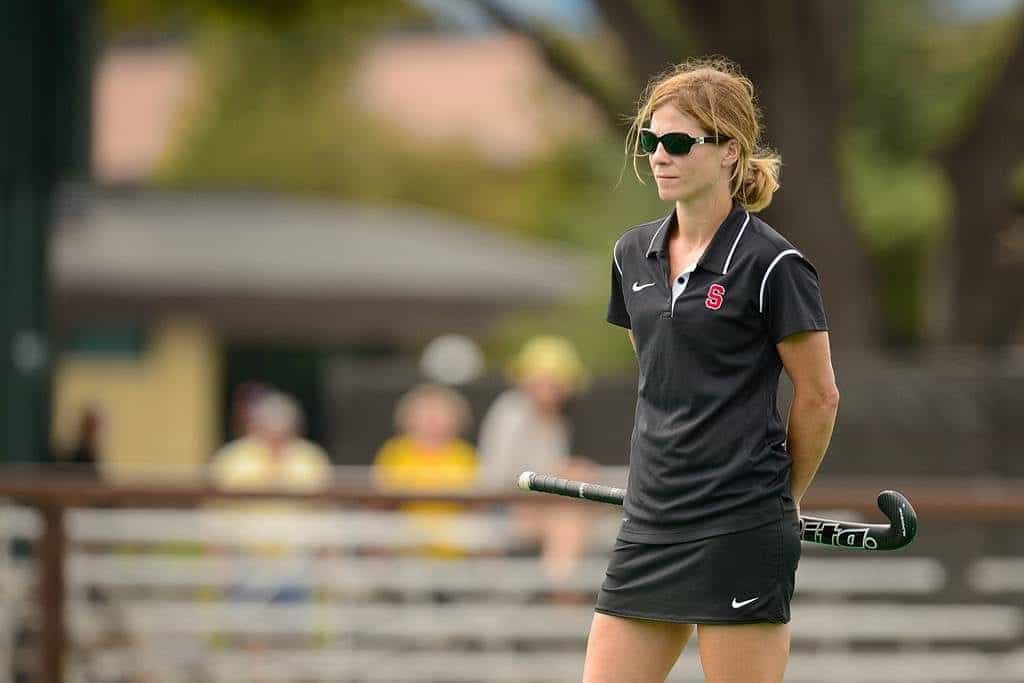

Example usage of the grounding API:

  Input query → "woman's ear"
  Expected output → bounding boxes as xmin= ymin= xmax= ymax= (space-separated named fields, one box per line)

xmin=721 ymin=140 xmax=740 ymax=166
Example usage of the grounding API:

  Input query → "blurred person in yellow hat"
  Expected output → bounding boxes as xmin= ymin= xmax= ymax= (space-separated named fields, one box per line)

xmin=478 ymin=335 xmax=597 ymax=588
xmin=510 ymin=334 xmax=590 ymax=396
xmin=479 ymin=335 xmax=589 ymax=488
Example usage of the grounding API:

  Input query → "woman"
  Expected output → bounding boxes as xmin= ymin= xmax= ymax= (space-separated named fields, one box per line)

xmin=587 ymin=58 xmax=840 ymax=682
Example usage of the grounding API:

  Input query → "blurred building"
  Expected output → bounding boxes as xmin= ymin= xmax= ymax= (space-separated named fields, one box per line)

xmin=52 ymin=33 xmax=600 ymax=476
xmin=50 ymin=190 xmax=586 ymax=476
xmin=92 ymin=45 xmax=197 ymax=184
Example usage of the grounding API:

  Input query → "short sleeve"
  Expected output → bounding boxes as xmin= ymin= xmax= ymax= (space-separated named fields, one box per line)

xmin=761 ymin=252 xmax=829 ymax=343
xmin=606 ymin=245 xmax=631 ymax=329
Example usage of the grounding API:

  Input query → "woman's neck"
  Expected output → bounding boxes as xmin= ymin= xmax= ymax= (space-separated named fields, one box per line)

xmin=673 ymin=190 xmax=733 ymax=245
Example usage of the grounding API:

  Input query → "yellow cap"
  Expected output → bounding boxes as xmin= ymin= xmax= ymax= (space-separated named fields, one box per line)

xmin=508 ymin=335 xmax=589 ymax=393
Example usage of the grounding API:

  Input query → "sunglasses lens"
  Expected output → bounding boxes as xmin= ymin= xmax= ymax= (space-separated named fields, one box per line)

xmin=662 ymin=133 xmax=694 ymax=155
xmin=639 ymin=131 xmax=697 ymax=156
xmin=638 ymin=130 xmax=658 ymax=155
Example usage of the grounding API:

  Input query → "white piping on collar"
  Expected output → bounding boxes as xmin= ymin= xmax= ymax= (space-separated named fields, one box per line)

xmin=612 ymin=236 xmax=624 ymax=276
xmin=646 ymin=213 xmax=673 ymax=256
xmin=759 ymin=249 xmax=801 ymax=313
xmin=722 ymin=212 xmax=750 ymax=274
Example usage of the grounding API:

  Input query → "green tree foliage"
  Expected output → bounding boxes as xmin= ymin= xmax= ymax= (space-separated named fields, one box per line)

xmin=106 ymin=0 xmax=1024 ymax=359
xmin=847 ymin=0 xmax=1022 ymax=345
xmin=126 ymin=1 xmax=663 ymax=369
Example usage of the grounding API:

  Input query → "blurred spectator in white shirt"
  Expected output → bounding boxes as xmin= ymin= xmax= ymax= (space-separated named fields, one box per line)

xmin=478 ymin=335 xmax=587 ymax=487
xmin=477 ymin=335 xmax=597 ymax=587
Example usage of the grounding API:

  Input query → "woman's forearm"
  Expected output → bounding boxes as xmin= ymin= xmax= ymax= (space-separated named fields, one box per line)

xmin=786 ymin=389 xmax=839 ymax=505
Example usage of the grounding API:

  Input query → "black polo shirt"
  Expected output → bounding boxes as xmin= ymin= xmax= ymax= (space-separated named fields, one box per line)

xmin=607 ymin=202 xmax=828 ymax=544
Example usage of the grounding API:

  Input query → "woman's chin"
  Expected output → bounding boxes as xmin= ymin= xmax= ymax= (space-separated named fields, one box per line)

xmin=657 ymin=186 xmax=684 ymax=201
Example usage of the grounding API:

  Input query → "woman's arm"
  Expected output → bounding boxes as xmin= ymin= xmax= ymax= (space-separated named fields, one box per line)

xmin=776 ymin=330 xmax=840 ymax=507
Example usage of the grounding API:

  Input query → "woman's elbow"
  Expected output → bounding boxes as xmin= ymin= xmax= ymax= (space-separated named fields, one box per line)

xmin=821 ymin=385 xmax=840 ymax=411
xmin=797 ymin=384 xmax=840 ymax=410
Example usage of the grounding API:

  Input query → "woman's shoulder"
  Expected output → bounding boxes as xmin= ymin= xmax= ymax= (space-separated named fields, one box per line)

xmin=741 ymin=213 xmax=809 ymax=266
xmin=612 ymin=212 xmax=673 ymax=259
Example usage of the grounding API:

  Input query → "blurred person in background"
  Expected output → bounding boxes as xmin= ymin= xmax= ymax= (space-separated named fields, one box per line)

xmin=228 ymin=380 xmax=271 ymax=439
xmin=59 ymin=405 xmax=104 ymax=476
xmin=477 ymin=335 xmax=598 ymax=587
xmin=210 ymin=391 xmax=331 ymax=492
xmin=207 ymin=391 xmax=332 ymax=633
xmin=373 ymin=384 xmax=477 ymax=557
xmin=374 ymin=383 xmax=477 ymax=491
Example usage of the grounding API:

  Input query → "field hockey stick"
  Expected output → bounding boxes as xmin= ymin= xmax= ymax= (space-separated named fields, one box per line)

xmin=517 ymin=471 xmax=918 ymax=551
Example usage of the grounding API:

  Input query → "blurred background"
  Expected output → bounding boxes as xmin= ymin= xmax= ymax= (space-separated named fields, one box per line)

xmin=2 ymin=0 xmax=1023 ymax=681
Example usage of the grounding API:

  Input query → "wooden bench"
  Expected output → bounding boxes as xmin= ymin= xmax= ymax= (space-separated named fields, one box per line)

xmin=65 ymin=553 xmax=947 ymax=597
xmin=80 ymin=646 xmax=1024 ymax=683
xmin=3 ymin=500 xmax=1022 ymax=683
xmin=68 ymin=600 xmax=1022 ymax=644
xmin=969 ymin=558 xmax=1024 ymax=593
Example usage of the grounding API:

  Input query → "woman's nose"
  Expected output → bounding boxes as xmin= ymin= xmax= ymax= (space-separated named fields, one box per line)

xmin=650 ymin=142 xmax=672 ymax=164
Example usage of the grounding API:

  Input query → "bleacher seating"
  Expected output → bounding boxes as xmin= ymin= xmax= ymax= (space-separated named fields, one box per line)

xmin=3 ymin=499 xmax=1023 ymax=682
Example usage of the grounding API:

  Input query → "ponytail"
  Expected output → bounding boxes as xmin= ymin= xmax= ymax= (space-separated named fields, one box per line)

xmin=734 ymin=149 xmax=780 ymax=212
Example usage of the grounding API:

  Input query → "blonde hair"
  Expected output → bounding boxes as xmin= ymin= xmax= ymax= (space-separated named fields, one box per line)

xmin=626 ymin=56 xmax=781 ymax=212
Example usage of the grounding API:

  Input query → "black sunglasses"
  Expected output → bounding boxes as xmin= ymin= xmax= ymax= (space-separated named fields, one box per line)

xmin=638 ymin=128 xmax=731 ymax=156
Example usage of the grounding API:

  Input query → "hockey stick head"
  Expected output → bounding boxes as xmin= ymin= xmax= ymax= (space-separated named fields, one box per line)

xmin=875 ymin=489 xmax=918 ymax=550
xmin=799 ymin=489 xmax=918 ymax=550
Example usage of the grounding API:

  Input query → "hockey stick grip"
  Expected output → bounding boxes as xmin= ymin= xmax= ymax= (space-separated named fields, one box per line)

xmin=517 ymin=471 xmax=625 ymax=506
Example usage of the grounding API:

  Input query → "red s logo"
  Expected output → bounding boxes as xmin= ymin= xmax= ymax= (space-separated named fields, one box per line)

xmin=705 ymin=284 xmax=725 ymax=310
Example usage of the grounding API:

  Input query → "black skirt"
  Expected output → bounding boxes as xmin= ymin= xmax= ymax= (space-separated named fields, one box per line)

xmin=594 ymin=511 xmax=800 ymax=624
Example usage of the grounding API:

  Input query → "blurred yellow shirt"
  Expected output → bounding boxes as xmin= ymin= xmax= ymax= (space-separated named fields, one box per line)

xmin=373 ymin=436 xmax=478 ymax=557
xmin=373 ymin=436 xmax=478 ymax=492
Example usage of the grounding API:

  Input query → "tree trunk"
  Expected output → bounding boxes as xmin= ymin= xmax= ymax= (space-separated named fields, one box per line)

xmin=590 ymin=0 xmax=687 ymax=88
xmin=941 ymin=27 xmax=1024 ymax=346
xmin=680 ymin=0 xmax=878 ymax=348
xmin=474 ymin=0 xmax=880 ymax=347
xmin=472 ymin=0 xmax=626 ymax=128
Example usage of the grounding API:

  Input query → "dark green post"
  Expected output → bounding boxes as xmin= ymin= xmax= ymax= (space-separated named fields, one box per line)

xmin=0 ymin=1 xmax=92 ymax=464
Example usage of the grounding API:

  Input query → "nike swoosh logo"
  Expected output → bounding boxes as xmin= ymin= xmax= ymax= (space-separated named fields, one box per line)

xmin=732 ymin=596 xmax=759 ymax=609
xmin=632 ymin=281 xmax=656 ymax=292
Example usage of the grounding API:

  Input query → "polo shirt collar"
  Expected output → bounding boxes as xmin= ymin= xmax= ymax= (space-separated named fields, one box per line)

xmin=645 ymin=201 xmax=750 ymax=275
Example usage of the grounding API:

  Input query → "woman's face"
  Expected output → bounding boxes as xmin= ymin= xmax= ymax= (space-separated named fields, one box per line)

xmin=648 ymin=104 xmax=735 ymax=203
